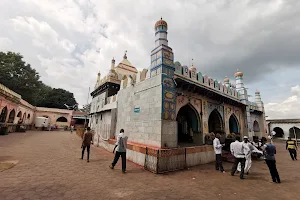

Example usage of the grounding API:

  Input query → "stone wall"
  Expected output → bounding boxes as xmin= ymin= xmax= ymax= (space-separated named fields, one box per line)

xmin=116 ymin=75 xmax=163 ymax=147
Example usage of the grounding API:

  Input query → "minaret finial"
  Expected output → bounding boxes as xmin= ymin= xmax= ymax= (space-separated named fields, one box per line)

xmin=123 ymin=50 xmax=127 ymax=59
xmin=161 ymin=17 xmax=162 ymax=20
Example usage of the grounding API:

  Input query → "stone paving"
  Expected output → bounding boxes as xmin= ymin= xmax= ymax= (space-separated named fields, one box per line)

xmin=0 ymin=131 xmax=299 ymax=200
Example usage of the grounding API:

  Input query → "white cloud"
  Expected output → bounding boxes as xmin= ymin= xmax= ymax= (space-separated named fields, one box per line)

xmin=265 ymin=85 xmax=300 ymax=119
xmin=0 ymin=0 xmax=299 ymax=117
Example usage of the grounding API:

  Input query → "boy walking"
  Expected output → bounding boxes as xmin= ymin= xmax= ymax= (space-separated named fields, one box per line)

xmin=81 ymin=127 xmax=93 ymax=162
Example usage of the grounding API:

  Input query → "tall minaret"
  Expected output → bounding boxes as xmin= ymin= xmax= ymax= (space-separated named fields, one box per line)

xmin=150 ymin=17 xmax=174 ymax=78
xmin=234 ymin=70 xmax=248 ymax=104
xmin=234 ymin=70 xmax=251 ymax=135
xmin=255 ymin=91 xmax=263 ymax=108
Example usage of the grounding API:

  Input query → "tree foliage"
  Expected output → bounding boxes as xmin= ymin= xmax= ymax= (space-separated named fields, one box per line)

xmin=37 ymin=88 xmax=77 ymax=109
xmin=0 ymin=51 xmax=77 ymax=108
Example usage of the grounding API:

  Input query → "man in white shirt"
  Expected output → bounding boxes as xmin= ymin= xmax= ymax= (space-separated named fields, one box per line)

xmin=213 ymin=133 xmax=225 ymax=173
xmin=237 ymin=136 xmax=263 ymax=174
xmin=109 ymin=129 xmax=128 ymax=173
xmin=230 ymin=135 xmax=250 ymax=179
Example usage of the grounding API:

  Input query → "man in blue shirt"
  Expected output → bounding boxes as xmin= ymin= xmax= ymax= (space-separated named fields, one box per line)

xmin=264 ymin=138 xmax=281 ymax=183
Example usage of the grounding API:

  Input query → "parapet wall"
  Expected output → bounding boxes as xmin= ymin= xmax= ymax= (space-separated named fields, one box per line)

xmin=174 ymin=64 xmax=240 ymax=100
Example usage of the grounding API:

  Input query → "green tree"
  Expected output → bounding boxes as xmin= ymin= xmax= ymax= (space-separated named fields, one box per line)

xmin=37 ymin=88 xmax=77 ymax=109
xmin=0 ymin=51 xmax=78 ymax=108
xmin=0 ymin=51 xmax=42 ymax=105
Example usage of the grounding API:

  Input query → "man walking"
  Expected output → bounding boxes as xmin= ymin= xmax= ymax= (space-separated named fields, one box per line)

xmin=110 ymin=129 xmax=128 ymax=173
xmin=213 ymin=133 xmax=225 ymax=173
xmin=230 ymin=135 xmax=250 ymax=179
xmin=265 ymin=138 xmax=281 ymax=183
xmin=286 ymin=137 xmax=297 ymax=160
xmin=81 ymin=127 xmax=93 ymax=162
xmin=237 ymin=136 xmax=263 ymax=175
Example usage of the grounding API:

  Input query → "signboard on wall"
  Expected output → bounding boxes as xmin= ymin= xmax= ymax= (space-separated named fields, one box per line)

xmin=134 ymin=107 xmax=140 ymax=113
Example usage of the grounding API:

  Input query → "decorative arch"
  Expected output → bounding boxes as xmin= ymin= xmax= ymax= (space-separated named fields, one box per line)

xmin=0 ymin=106 xmax=8 ymax=123
xmin=273 ymin=127 xmax=284 ymax=138
xmin=289 ymin=127 xmax=300 ymax=139
xmin=208 ymin=109 xmax=224 ymax=133
xmin=27 ymin=114 xmax=30 ymax=119
xmin=56 ymin=117 xmax=68 ymax=122
xmin=253 ymin=120 xmax=260 ymax=132
xmin=176 ymin=103 xmax=200 ymax=143
xmin=8 ymin=109 xmax=16 ymax=123
xmin=229 ymin=114 xmax=239 ymax=133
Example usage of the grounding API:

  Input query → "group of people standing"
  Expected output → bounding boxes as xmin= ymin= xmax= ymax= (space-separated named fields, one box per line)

xmin=80 ymin=127 xmax=128 ymax=173
xmin=213 ymin=134 xmax=286 ymax=183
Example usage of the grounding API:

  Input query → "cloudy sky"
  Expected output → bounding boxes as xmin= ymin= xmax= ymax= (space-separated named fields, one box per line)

xmin=0 ymin=0 xmax=299 ymax=119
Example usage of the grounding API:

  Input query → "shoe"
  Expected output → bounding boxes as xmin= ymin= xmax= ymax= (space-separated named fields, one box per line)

xmin=222 ymin=171 xmax=226 ymax=174
xmin=109 ymin=165 xmax=114 ymax=169
xmin=87 ymin=160 xmax=89 ymax=162
xmin=122 ymin=170 xmax=126 ymax=173
xmin=240 ymin=177 xmax=245 ymax=180
xmin=246 ymin=172 xmax=249 ymax=175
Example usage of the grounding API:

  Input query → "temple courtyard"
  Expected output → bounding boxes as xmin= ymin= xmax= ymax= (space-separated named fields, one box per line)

xmin=0 ymin=131 xmax=299 ymax=200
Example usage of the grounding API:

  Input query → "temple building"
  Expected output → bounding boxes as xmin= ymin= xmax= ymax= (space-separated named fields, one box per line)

xmin=89 ymin=18 xmax=266 ymax=173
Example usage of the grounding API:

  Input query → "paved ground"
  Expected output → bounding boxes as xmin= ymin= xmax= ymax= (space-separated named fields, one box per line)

xmin=0 ymin=131 xmax=299 ymax=200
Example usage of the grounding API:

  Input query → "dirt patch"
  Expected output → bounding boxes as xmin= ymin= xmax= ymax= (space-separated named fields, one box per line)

xmin=0 ymin=160 xmax=18 ymax=172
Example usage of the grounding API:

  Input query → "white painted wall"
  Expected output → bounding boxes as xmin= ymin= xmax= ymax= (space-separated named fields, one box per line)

xmin=270 ymin=123 xmax=300 ymax=139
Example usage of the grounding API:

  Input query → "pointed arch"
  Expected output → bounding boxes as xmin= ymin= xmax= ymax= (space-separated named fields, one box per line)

xmin=177 ymin=103 xmax=200 ymax=144
xmin=8 ymin=109 xmax=16 ymax=123
xmin=0 ymin=106 xmax=8 ymax=123
xmin=229 ymin=114 xmax=239 ymax=133
xmin=273 ymin=127 xmax=284 ymax=138
xmin=289 ymin=127 xmax=300 ymax=139
xmin=208 ymin=109 xmax=224 ymax=133
xmin=253 ymin=120 xmax=260 ymax=132
xmin=17 ymin=111 xmax=22 ymax=118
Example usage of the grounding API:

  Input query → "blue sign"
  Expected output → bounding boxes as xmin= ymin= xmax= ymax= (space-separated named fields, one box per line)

xmin=134 ymin=107 xmax=140 ymax=113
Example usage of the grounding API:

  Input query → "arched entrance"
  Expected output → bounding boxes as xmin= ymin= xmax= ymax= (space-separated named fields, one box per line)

xmin=229 ymin=114 xmax=239 ymax=133
xmin=7 ymin=109 xmax=16 ymax=123
xmin=253 ymin=120 xmax=260 ymax=132
xmin=289 ymin=127 xmax=300 ymax=139
xmin=56 ymin=117 xmax=68 ymax=122
xmin=208 ymin=109 xmax=223 ymax=133
xmin=273 ymin=127 xmax=284 ymax=138
xmin=177 ymin=104 xmax=200 ymax=144
xmin=0 ymin=106 xmax=8 ymax=123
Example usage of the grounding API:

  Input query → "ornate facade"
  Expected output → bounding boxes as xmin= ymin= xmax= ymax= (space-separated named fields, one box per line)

xmin=89 ymin=18 xmax=266 ymax=171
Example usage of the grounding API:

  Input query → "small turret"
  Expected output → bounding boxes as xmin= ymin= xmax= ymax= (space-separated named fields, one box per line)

xmin=95 ymin=72 xmax=101 ymax=89
xmin=224 ymin=76 xmax=230 ymax=87
xmin=111 ymin=57 xmax=115 ymax=70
